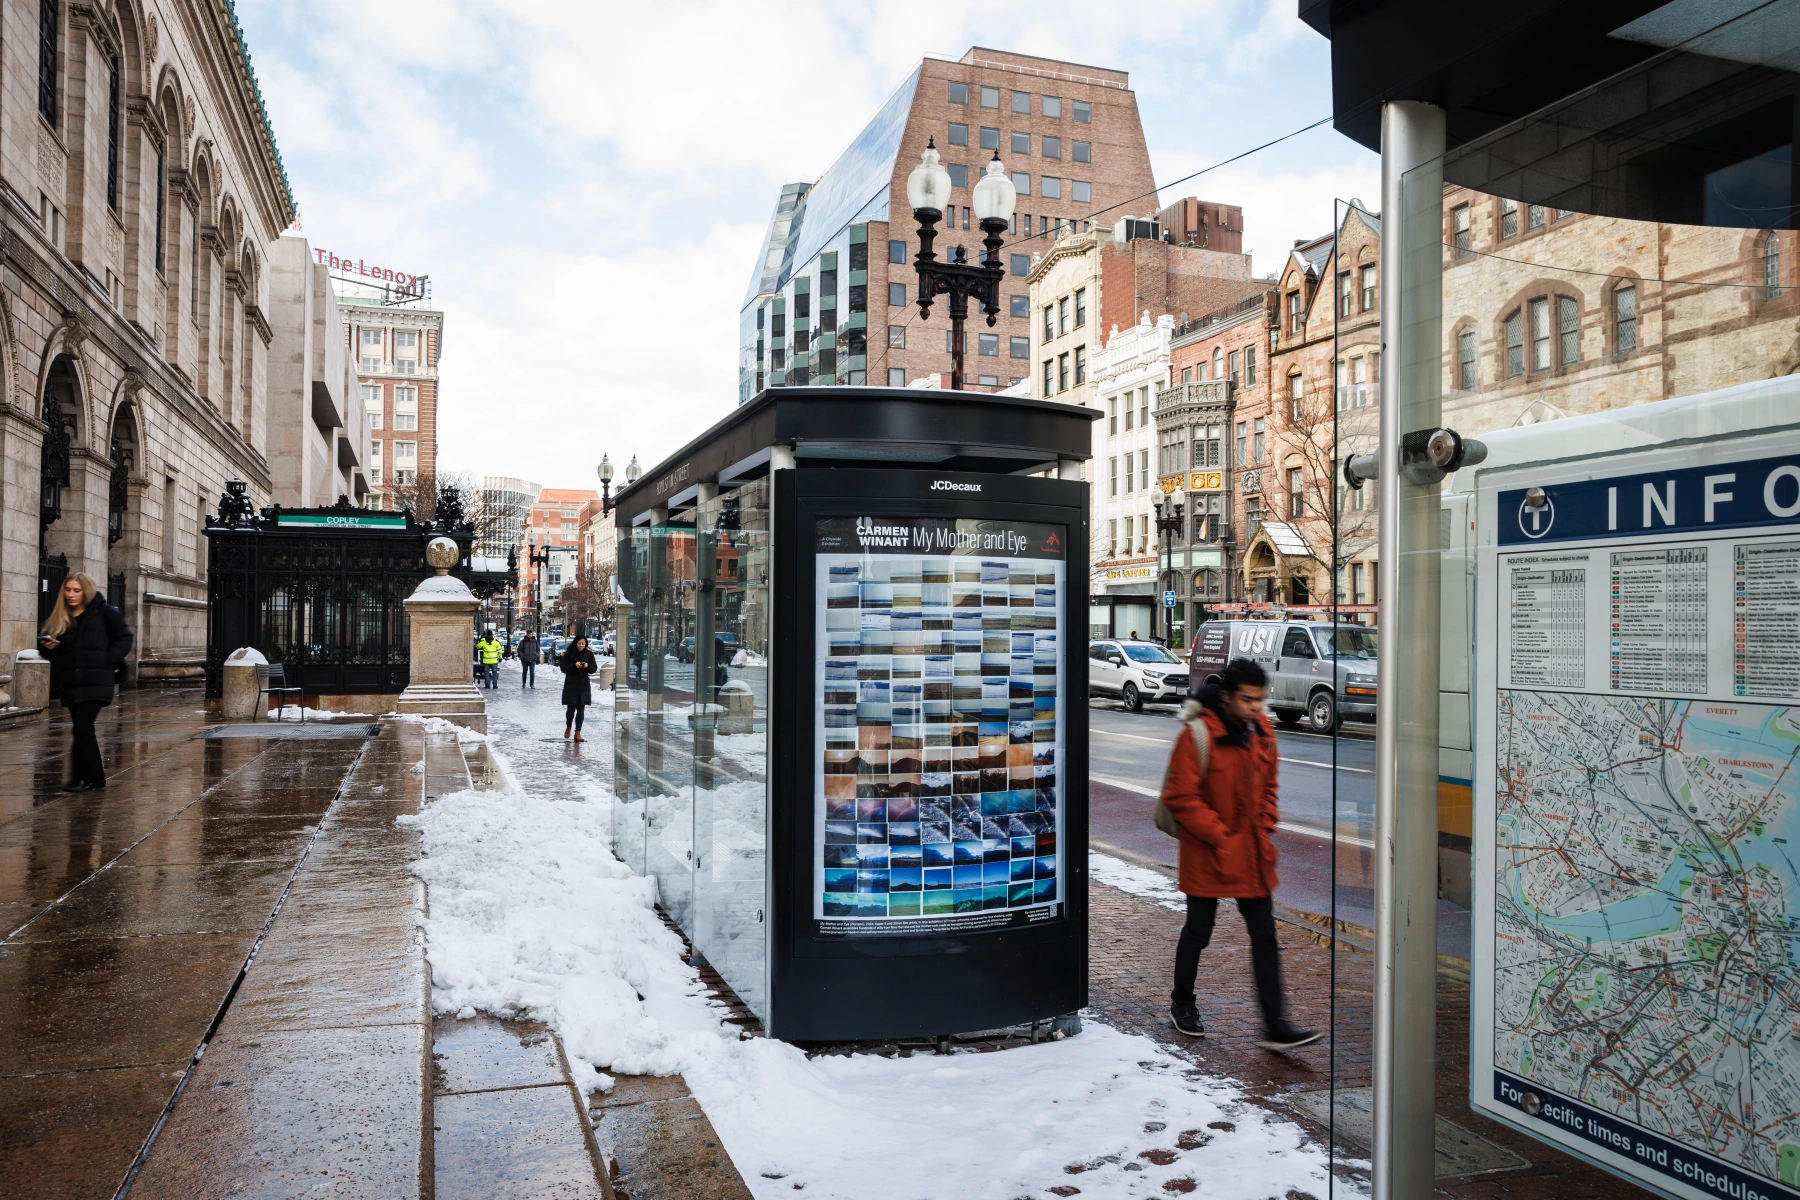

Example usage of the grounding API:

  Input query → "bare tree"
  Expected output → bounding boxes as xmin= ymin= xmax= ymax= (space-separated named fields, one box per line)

xmin=1272 ymin=388 xmax=1379 ymax=601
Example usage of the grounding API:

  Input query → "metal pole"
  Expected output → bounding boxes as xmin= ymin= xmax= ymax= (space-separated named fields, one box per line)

xmin=1372 ymin=98 xmax=1445 ymax=1200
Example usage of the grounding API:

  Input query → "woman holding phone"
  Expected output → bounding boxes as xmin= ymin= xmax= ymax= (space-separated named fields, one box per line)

xmin=560 ymin=634 xmax=597 ymax=742
xmin=38 ymin=573 xmax=134 ymax=792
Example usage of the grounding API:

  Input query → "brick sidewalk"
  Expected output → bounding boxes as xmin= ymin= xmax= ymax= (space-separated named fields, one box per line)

xmin=1087 ymin=881 xmax=1650 ymax=1198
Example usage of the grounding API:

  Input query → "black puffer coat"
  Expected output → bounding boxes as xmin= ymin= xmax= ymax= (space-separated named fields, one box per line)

xmin=46 ymin=597 xmax=133 ymax=707
xmin=560 ymin=645 xmax=597 ymax=706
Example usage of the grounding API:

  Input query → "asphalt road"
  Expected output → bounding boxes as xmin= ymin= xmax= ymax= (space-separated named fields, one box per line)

xmin=1084 ymin=698 xmax=1471 ymax=961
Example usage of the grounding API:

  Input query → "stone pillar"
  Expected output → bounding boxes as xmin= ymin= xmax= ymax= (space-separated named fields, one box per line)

xmin=46 ymin=447 xmax=111 ymax=584
xmin=395 ymin=538 xmax=487 ymax=733
xmin=112 ymin=476 xmax=150 ymax=685
xmin=612 ymin=595 xmax=633 ymax=711
xmin=14 ymin=650 xmax=49 ymax=711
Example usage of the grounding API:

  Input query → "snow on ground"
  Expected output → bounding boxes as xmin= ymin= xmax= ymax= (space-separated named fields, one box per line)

xmin=1089 ymin=850 xmax=1187 ymax=913
xmin=402 ymin=676 xmax=1347 ymax=1200
xmin=269 ymin=705 xmax=374 ymax=721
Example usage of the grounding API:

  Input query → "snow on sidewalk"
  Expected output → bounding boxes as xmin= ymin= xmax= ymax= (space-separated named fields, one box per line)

xmin=401 ymin=702 xmax=1348 ymax=1200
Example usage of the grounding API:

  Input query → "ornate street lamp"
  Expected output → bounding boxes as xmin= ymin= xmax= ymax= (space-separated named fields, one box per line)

xmin=525 ymin=530 xmax=551 ymax=638
xmin=625 ymin=455 xmax=642 ymax=486
xmin=598 ymin=454 xmax=615 ymax=515
xmin=908 ymin=143 xmax=1016 ymax=390
xmin=1153 ymin=492 xmax=1187 ymax=645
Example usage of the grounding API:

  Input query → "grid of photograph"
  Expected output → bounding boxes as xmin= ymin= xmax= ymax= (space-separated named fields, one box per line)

xmin=816 ymin=551 xmax=1062 ymax=923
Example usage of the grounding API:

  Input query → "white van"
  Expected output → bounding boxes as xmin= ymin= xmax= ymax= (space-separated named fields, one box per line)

xmin=1188 ymin=618 xmax=1378 ymax=732
xmin=1087 ymin=638 xmax=1188 ymax=711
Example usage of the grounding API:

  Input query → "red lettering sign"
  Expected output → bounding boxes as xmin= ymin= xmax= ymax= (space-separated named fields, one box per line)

xmin=315 ymin=247 xmax=422 ymax=290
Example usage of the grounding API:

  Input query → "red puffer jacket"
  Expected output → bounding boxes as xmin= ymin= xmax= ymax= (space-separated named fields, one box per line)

xmin=1159 ymin=699 xmax=1280 ymax=898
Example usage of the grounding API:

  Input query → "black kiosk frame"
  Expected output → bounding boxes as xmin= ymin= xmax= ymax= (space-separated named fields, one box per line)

xmin=611 ymin=386 xmax=1096 ymax=1043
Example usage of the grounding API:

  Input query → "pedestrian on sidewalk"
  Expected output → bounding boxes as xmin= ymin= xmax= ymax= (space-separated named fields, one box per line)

xmin=561 ymin=635 xmax=597 ymax=741
xmin=518 ymin=631 xmax=540 ymax=689
xmin=1159 ymin=656 xmax=1319 ymax=1051
xmin=476 ymin=629 xmax=503 ymax=689
xmin=38 ymin=573 xmax=134 ymax=793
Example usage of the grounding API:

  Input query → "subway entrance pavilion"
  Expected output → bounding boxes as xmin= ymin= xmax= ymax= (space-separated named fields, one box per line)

xmin=611 ymin=386 xmax=1097 ymax=1042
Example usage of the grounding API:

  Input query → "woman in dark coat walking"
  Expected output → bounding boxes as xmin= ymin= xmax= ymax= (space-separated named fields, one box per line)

xmin=560 ymin=635 xmax=597 ymax=742
xmin=39 ymin=572 xmax=134 ymax=792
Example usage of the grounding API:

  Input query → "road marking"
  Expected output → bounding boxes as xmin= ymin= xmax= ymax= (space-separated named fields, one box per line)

xmin=1093 ymin=732 xmax=1373 ymax=775
xmin=1089 ymin=775 xmax=1375 ymax=848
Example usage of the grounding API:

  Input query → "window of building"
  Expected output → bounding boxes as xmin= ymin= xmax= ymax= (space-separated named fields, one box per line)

xmin=1043 ymin=359 xmax=1055 ymax=395
xmin=1010 ymin=254 xmax=1029 ymax=276
xmin=1453 ymin=204 xmax=1471 ymax=257
xmin=106 ymin=58 xmax=120 ymax=210
xmin=980 ymin=86 xmax=1000 ymax=108
xmin=1042 ymin=304 xmax=1054 ymax=341
xmin=1352 ymin=355 xmax=1369 ymax=407
xmin=947 ymin=163 xmax=968 ymax=188
xmin=1071 ymin=180 xmax=1091 ymax=204
xmin=889 ymin=367 xmax=907 ymax=387
xmin=1138 ymin=387 xmax=1149 ymax=426
xmin=1011 ymin=90 xmax=1029 ymax=113
xmin=1109 ymin=457 xmax=1118 ymax=497
xmin=369 ymin=410 xmax=381 ymax=429
xmin=1458 ymin=329 xmax=1477 ymax=389
xmin=1140 ymin=449 xmax=1150 ymax=491
xmin=848 ymin=283 xmax=867 ymax=313
xmin=1504 ymin=308 xmax=1525 ymax=377
xmin=1108 ymin=395 xmax=1117 ymax=435
xmin=1501 ymin=198 xmax=1519 ymax=240
xmin=1124 ymin=515 xmax=1134 ymax=547
xmin=1052 ymin=296 xmax=1065 ymax=336
xmin=980 ymin=126 xmax=999 ymax=151
xmin=888 ymin=282 xmax=906 ymax=306
xmin=1287 ymin=291 xmax=1303 ymax=334
xmin=978 ymin=333 xmax=998 ymax=357
xmin=1335 ymin=358 xmax=1348 ymax=410
xmin=1338 ymin=271 xmax=1353 ymax=318
xmin=396 ymin=330 xmax=418 ymax=351
xmin=1041 ymin=177 xmax=1061 ymax=200
xmin=1246 ymin=345 xmax=1256 ymax=385
xmin=1288 ymin=467 xmax=1304 ymax=519
xmin=396 ymin=441 xmax=417 ymax=461
xmin=1011 ymin=172 xmax=1030 ymax=195
xmin=1528 ymin=204 xmax=1545 ymax=231
xmin=361 ymin=329 xmax=382 ymax=350
xmin=1288 ymin=372 xmax=1303 ymax=419
xmin=949 ymin=81 xmax=968 ymax=104
xmin=1529 ymin=296 xmax=1550 ymax=371
xmin=1073 ymin=99 xmax=1091 ymax=123
xmin=395 ymin=386 xmax=417 ymax=406
xmin=1253 ymin=418 xmax=1265 ymax=463
xmin=888 ymin=325 xmax=905 ymax=349
xmin=889 ymin=239 xmax=906 ymax=264
xmin=1009 ymin=130 xmax=1029 ymax=156
xmin=1042 ymin=136 xmax=1062 ymax=160
xmin=1235 ymin=422 xmax=1247 ymax=465
xmin=361 ymin=383 xmax=382 ymax=404
xmin=795 ymin=292 xmax=811 ymax=319
xmin=1010 ymin=335 xmax=1030 ymax=358
xmin=1009 ymin=294 xmax=1029 ymax=319
xmin=849 ymin=240 xmax=867 ymax=270
xmin=395 ymin=412 xmax=417 ymax=430
xmin=1057 ymin=352 xmax=1069 ymax=392
xmin=1193 ymin=423 xmax=1222 ymax=468
xmin=1073 ymin=288 xmax=1086 ymax=327
xmin=947 ymin=122 xmax=968 ymax=146
xmin=1557 ymin=295 xmax=1579 ymax=366
xmin=1160 ymin=428 xmax=1184 ymax=476
xmin=1360 ymin=265 xmax=1376 ymax=311
xmin=38 ymin=0 xmax=57 ymax=123
xmin=360 ymin=357 xmax=380 ymax=373
xmin=1042 ymin=96 xmax=1062 ymax=119
xmin=1764 ymin=232 xmax=1782 ymax=299
xmin=1074 ymin=345 xmax=1086 ymax=384
xmin=1615 ymin=284 xmax=1637 ymax=352
xmin=818 ymin=268 xmax=837 ymax=301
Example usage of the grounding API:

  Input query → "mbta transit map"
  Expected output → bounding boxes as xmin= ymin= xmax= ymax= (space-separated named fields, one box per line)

xmin=1494 ymin=690 xmax=1800 ymax=1188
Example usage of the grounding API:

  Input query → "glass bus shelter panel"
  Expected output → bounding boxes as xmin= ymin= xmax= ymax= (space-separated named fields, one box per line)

xmin=1386 ymin=151 xmax=1800 ymax=1196
xmin=689 ymin=478 xmax=772 ymax=1021
xmin=645 ymin=520 xmax=699 ymax=938
xmin=614 ymin=526 xmax=655 ymax=876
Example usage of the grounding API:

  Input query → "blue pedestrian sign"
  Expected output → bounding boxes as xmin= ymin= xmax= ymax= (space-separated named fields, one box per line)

xmin=1163 ymin=590 xmax=1177 ymax=607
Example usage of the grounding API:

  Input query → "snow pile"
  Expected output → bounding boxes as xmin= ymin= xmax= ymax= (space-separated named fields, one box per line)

xmin=226 ymin=646 xmax=268 ymax=664
xmin=397 ymin=713 xmax=490 ymax=747
xmin=269 ymin=705 xmax=374 ymax=721
xmin=1089 ymin=850 xmax=1187 ymax=912
xmin=402 ymin=744 xmax=1345 ymax=1199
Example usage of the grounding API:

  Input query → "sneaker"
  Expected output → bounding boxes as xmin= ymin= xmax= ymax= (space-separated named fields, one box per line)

xmin=1257 ymin=1024 xmax=1322 ymax=1051
xmin=1169 ymin=1001 xmax=1206 ymax=1038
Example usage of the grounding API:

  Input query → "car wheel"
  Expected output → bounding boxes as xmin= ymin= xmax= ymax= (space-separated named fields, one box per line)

xmin=1309 ymin=690 xmax=1340 ymax=734
xmin=1273 ymin=708 xmax=1302 ymax=727
xmin=1122 ymin=682 xmax=1142 ymax=712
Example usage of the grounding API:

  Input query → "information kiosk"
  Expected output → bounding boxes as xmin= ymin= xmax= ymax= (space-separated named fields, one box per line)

xmin=610 ymin=386 xmax=1095 ymax=1042
xmin=1457 ymin=377 xmax=1800 ymax=1200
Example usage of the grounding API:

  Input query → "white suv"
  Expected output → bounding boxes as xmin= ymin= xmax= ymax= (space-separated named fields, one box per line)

xmin=1087 ymin=639 xmax=1188 ymax=711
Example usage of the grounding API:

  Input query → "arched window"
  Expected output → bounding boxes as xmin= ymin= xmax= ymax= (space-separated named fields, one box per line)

xmin=1212 ymin=346 xmax=1224 ymax=379
xmin=1614 ymin=284 xmax=1637 ymax=353
xmin=1504 ymin=308 xmax=1524 ymax=377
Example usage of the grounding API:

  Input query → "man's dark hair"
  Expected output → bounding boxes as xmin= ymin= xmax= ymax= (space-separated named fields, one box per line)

xmin=1221 ymin=656 xmax=1268 ymax=693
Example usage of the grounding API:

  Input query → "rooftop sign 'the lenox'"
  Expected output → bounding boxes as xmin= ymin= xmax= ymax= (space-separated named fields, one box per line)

xmin=313 ymin=248 xmax=424 ymax=291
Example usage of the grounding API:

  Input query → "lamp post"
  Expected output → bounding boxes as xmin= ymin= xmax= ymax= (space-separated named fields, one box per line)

xmin=598 ymin=454 xmax=615 ymax=515
xmin=907 ymin=144 xmax=1016 ymax=390
xmin=525 ymin=531 xmax=551 ymax=639
xmin=625 ymin=455 xmax=642 ymax=487
xmin=505 ymin=545 xmax=518 ymax=644
xmin=1154 ymin=492 xmax=1186 ymax=646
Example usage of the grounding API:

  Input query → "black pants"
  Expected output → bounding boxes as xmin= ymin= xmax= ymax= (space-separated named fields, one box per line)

xmin=1172 ymin=895 xmax=1285 ymax=1029
xmin=565 ymin=704 xmax=585 ymax=732
xmin=67 ymin=700 xmax=107 ymax=787
xmin=522 ymin=663 xmax=535 ymax=687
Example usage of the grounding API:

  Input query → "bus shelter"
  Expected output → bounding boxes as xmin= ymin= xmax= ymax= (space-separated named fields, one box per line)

xmin=610 ymin=385 xmax=1096 ymax=1042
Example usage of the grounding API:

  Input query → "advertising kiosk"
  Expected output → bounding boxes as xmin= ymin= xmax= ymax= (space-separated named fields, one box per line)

xmin=611 ymin=386 xmax=1095 ymax=1042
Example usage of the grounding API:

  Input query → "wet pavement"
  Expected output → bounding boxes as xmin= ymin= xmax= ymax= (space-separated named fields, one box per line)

xmin=0 ymin=689 xmax=368 ymax=1199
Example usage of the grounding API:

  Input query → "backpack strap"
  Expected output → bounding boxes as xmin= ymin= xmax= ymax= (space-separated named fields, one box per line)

xmin=1154 ymin=700 xmax=1211 ymax=838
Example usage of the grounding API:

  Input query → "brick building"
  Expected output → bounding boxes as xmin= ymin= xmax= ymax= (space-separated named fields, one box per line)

xmin=344 ymin=297 xmax=442 ymax=512
xmin=519 ymin=487 xmax=597 ymax=627
xmin=740 ymin=48 xmax=1156 ymax=398
xmin=1 ymin=0 xmax=297 ymax=688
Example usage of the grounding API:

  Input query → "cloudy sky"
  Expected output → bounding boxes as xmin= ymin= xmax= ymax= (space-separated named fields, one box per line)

xmin=235 ymin=0 xmax=1377 ymax=493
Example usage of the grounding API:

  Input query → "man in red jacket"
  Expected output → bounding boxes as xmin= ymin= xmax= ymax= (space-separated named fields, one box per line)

xmin=1161 ymin=657 xmax=1320 ymax=1050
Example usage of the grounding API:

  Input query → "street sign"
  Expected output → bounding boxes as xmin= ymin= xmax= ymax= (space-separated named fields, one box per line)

xmin=276 ymin=513 xmax=407 ymax=529
xmin=1162 ymin=590 xmax=1176 ymax=607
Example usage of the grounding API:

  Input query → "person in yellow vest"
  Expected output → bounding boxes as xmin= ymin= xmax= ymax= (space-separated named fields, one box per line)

xmin=476 ymin=630 xmax=503 ymax=689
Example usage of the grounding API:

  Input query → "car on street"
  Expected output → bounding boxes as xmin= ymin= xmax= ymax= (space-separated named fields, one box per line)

xmin=1188 ymin=619 xmax=1377 ymax=732
xmin=1087 ymin=638 xmax=1188 ymax=711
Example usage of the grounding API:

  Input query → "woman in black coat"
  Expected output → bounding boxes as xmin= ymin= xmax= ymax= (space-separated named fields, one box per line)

xmin=560 ymin=635 xmax=598 ymax=742
xmin=39 ymin=572 xmax=134 ymax=792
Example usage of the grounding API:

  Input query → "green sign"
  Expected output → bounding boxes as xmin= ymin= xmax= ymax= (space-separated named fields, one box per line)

xmin=276 ymin=513 xmax=408 ymax=530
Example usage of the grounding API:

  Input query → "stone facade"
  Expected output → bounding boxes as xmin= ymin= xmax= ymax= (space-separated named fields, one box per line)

xmin=265 ymin=232 xmax=365 ymax=508
xmin=347 ymin=298 xmax=442 ymax=512
xmin=1086 ymin=311 xmax=1172 ymax=629
xmin=0 ymin=0 xmax=294 ymax=687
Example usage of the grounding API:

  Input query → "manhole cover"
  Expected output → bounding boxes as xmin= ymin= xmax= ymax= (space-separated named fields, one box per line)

xmin=1278 ymin=1086 xmax=1529 ymax=1178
